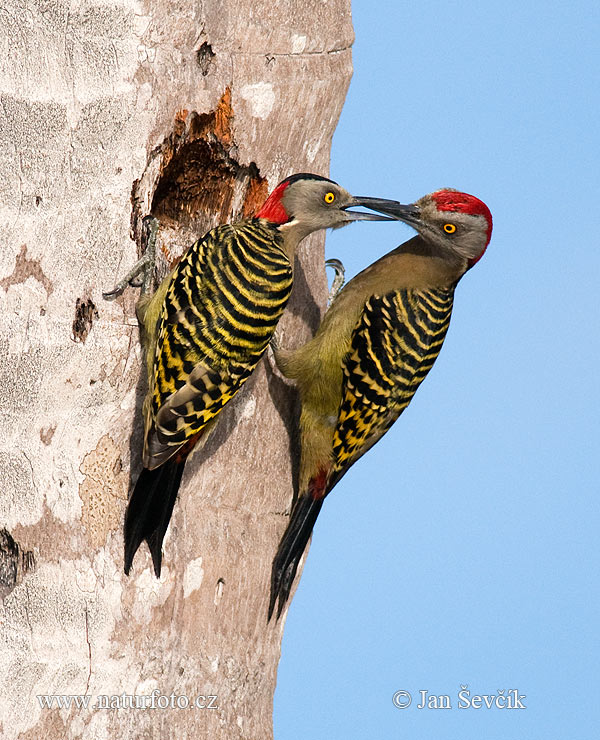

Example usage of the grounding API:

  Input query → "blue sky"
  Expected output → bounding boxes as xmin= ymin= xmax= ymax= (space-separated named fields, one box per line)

xmin=274 ymin=1 xmax=599 ymax=737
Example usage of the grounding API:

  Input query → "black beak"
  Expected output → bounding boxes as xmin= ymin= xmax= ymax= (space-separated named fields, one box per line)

xmin=342 ymin=196 xmax=399 ymax=222
xmin=353 ymin=197 xmax=422 ymax=226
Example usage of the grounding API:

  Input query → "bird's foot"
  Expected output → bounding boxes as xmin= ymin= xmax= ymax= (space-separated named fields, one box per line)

xmin=266 ymin=338 xmax=282 ymax=374
xmin=266 ymin=334 xmax=295 ymax=384
xmin=326 ymin=258 xmax=345 ymax=305
xmin=270 ymin=332 xmax=281 ymax=354
xmin=103 ymin=216 xmax=159 ymax=300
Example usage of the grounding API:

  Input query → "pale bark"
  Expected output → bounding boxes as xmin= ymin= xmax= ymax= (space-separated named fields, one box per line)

xmin=0 ymin=1 xmax=353 ymax=737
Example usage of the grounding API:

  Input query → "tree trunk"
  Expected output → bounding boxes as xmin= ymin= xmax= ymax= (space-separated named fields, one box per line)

xmin=0 ymin=1 xmax=353 ymax=737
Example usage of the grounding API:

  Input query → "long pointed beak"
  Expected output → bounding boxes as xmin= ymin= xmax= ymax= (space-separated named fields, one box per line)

xmin=342 ymin=196 xmax=399 ymax=221
xmin=353 ymin=197 xmax=422 ymax=226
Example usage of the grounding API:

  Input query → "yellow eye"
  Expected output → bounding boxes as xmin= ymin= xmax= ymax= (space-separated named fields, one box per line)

xmin=443 ymin=223 xmax=457 ymax=234
xmin=324 ymin=192 xmax=335 ymax=204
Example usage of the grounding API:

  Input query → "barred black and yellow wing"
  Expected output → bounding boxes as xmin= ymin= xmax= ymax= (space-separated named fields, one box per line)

xmin=144 ymin=219 xmax=293 ymax=468
xmin=328 ymin=287 xmax=455 ymax=491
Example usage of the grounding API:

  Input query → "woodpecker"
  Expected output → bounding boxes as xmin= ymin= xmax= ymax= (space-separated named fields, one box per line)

xmin=107 ymin=173 xmax=396 ymax=576
xmin=269 ymin=188 xmax=493 ymax=618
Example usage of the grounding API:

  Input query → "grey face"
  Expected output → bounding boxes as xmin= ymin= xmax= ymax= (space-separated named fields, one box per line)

xmin=405 ymin=195 xmax=490 ymax=261
xmin=281 ymin=180 xmax=395 ymax=232
xmin=359 ymin=194 xmax=490 ymax=262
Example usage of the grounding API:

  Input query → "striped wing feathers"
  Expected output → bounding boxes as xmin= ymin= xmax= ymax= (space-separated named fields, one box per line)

xmin=144 ymin=220 xmax=293 ymax=468
xmin=329 ymin=288 xmax=455 ymax=487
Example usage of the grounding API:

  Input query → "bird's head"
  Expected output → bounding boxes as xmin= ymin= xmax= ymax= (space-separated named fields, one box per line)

xmin=359 ymin=189 xmax=493 ymax=268
xmin=256 ymin=173 xmax=394 ymax=237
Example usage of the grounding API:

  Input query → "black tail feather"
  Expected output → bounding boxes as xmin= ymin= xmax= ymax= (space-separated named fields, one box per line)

xmin=123 ymin=458 xmax=186 ymax=576
xmin=269 ymin=495 xmax=324 ymax=620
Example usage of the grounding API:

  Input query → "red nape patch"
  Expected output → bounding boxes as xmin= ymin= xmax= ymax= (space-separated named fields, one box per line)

xmin=256 ymin=180 xmax=291 ymax=224
xmin=309 ymin=468 xmax=329 ymax=500
xmin=432 ymin=190 xmax=493 ymax=244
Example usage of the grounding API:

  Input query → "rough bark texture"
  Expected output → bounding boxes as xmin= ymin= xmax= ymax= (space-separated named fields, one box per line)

xmin=0 ymin=1 xmax=353 ymax=738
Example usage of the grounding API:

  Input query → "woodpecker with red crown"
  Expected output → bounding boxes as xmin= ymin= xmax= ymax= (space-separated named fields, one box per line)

xmin=103 ymin=173 xmax=396 ymax=576
xmin=269 ymin=189 xmax=493 ymax=618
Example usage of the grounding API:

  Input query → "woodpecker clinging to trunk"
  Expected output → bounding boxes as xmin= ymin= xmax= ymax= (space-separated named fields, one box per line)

xmin=269 ymin=188 xmax=493 ymax=619
xmin=105 ymin=173 xmax=396 ymax=577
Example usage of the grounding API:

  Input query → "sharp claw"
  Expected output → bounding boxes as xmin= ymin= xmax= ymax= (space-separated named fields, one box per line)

xmin=102 ymin=216 xmax=159 ymax=301
xmin=326 ymin=257 xmax=345 ymax=305
xmin=141 ymin=217 xmax=159 ymax=295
